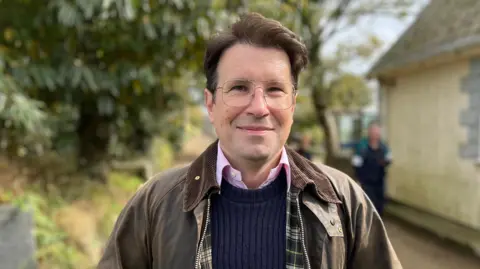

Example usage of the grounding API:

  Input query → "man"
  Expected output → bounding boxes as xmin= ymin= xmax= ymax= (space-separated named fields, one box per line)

xmin=351 ymin=121 xmax=392 ymax=217
xmin=296 ymin=133 xmax=313 ymax=161
xmin=98 ymin=13 xmax=401 ymax=269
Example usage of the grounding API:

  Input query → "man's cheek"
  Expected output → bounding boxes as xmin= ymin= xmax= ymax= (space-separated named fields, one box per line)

xmin=276 ymin=113 xmax=292 ymax=127
xmin=223 ymin=108 xmax=241 ymax=126
xmin=222 ymin=114 xmax=233 ymax=128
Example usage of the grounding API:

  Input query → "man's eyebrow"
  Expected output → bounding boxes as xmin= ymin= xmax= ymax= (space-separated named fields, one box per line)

xmin=228 ymin=78 xmax=288 ymax=83
xmin=228 ymin=78 xmax=251 ymax=82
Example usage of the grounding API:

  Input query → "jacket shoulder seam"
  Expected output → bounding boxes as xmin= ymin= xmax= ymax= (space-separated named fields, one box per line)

xmin=143 ymin=165 xmax=189 ymax=206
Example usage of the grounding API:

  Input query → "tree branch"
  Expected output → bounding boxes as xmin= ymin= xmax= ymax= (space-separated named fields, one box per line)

xmin=322 ymin=0 xmax=354 ymax=41
xmin=282 ymin=0 xmax=313 ymax=33
xmin=322 ymin=0 xmax=415 ymax=42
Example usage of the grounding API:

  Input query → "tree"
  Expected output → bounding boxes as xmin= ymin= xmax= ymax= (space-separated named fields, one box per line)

xmin=0 ymin=58 xmax=51 ymax=160
xmin=0 ymin=0 xmax=235 ymax=179
xmin=248 ymin=0 xmax=414 ymax=163
xmin=328 ymin=73 xmax=372 ymax=110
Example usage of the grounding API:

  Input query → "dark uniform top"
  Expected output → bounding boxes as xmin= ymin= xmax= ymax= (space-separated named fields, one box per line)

xmin=351 ymin=137 xmax=392 ymax=216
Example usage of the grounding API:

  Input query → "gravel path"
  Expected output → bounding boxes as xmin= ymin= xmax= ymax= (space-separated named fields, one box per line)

xmin=385 ymin=218 xmax=480 ymax=269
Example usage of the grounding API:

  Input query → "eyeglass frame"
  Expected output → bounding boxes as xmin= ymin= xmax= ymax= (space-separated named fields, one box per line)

xmin=214 ymin=79 xmax=298 ymax=110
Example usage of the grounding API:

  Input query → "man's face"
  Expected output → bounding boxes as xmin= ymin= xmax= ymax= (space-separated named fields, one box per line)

xmin=301 ymin=135 xmax=311 ymax=148
xmin=204 ymin=44 xmax=296 ymax=163
xmin=368 ymin=124 xmax=382 ymax=142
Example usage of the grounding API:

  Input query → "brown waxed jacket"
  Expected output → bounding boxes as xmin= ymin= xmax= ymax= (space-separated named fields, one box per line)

xmin=97 ymin=141 xmax=402 ymax=269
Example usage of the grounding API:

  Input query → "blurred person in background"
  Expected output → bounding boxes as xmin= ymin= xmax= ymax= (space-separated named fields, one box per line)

xmin=296 ymin=133 xmax=313 ymax=160
xmin=351 ymin=120 xmax=392 ymax=217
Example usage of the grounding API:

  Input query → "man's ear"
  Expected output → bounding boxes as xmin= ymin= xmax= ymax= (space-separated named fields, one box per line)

xmin=204 ymin=89 xmax=215 ymax=123
xmin=291 ymin=91 xmax=297 ymax=115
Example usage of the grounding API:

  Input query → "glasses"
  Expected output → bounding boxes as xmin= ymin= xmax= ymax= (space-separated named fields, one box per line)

xmin=217 ymin=79 xmax=296 ymax=110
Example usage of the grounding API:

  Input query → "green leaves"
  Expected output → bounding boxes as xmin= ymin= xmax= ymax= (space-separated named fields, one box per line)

xmin=55 ymin=0 xmax=81 ymax=27
xmin=0 ymin=0 xmax=232 ymax=160
xmin=327 ymin=73 xmax=372 ymax=110
xmin=0 ymin=0 xmax=409 ymax=161
xmin=0 ymin=68 xmax=51 ymax=157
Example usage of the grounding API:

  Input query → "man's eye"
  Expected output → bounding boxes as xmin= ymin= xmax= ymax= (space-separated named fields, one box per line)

xmin=230 ymin=85 xmax=248 ymax=91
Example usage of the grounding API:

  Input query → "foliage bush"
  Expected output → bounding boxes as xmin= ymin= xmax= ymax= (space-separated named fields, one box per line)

xmin=153 ymin=137 xmax=175 ymax=171
xmin=0 ymin=0 xmax=239 ymax=171
xmin=0 ymin=62 xmax=52 ymax=161
xmin=4 ymin=189 xmax=84 ymax=269
xmin=1 ymin=172 xmax=143 ymax=269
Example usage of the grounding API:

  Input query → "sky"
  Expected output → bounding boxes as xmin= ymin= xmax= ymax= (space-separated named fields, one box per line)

xmin=325 ymin=0 xmax=430 ymax=75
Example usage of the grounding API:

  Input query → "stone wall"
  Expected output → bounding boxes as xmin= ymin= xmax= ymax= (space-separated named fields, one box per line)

xmin=460 ymin=58 xmax=480 ymax=161
xmin=0 ymin=205 xmax=36 ymax=269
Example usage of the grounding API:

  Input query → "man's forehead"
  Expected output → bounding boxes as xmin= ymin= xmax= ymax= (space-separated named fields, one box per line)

xmin=216 ymin=44 xmax=292 ymax=83
xmin=219 ymin=72 xmax=290 ymax=82
xmin=369 ymin=125 xmax=381 ymax=132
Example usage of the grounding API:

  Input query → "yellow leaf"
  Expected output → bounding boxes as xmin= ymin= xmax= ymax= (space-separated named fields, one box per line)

xmin=0 ymin=45 xmax=8 ymax=54
xmin=27 ymin=40 xmax=39 ymax=59
xmin=53 ymin=103 xmax=62 ymax=113
xmin=3 ymin=28 xmax=15 ymax=42
xmin=133 ymin=80 xmax=142 ymax=95
xmin=96 ymin=49 xmax=104 ymax=58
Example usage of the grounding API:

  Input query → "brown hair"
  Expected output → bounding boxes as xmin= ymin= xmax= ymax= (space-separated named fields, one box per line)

xmin=203 ymin=12 xmax=309 ymax=93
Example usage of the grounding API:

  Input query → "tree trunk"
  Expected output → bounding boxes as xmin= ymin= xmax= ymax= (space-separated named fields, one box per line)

xmin=311 ymin=76 xmax=337 ymax=161
xmin=311 ymin=84 xmax=355 ymax=176
xmin=315 ymin=107 xmax=338 ymax=162
xmin=308 ymin=40 xmax=352 ymax=174
xmin=76 ymin=99 xmax=113 ymax=182
xmin=353 ymin=111 xmax=364 ymax=141
xmin=316 ymin=107 xmax=356 ymax=176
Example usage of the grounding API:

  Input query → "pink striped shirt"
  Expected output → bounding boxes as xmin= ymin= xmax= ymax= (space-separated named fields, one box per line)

xmin=216 ymin=142 xmax=291 ymax=190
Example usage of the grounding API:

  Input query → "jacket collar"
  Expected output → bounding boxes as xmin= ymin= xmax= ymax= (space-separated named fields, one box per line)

xmin=183 ymin=140 xmax=342 ymax=212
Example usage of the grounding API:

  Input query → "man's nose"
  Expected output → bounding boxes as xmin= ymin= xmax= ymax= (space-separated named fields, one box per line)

xmin=246 ymin=88 xmax=269 ymax=117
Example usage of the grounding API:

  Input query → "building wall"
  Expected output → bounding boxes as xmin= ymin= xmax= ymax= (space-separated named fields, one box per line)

xmin=384 ymin=59 xmax=480 ymax=230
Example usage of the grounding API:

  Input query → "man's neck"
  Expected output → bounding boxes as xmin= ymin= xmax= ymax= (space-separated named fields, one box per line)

xmin=368 ymin=138 xmax=380 ymax=149
xmin=222 ymin=148 xmax=283 ymax=189
xmin=241 ymin=162 xmax=277 ymax=189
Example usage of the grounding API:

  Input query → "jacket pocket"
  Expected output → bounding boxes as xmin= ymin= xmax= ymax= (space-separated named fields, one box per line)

xmin=302 ymin=194 xmax=346 ymax=269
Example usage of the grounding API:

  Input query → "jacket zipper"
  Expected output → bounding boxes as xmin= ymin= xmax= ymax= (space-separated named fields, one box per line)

xmin=195 ymin=197 xmax=211 ymax=269
xmin=297 ymin=196 xmax=312 ymax=269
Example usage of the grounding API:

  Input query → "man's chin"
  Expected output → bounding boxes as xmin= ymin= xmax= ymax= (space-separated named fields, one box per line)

xmin=238 ymin=146 xmax=272 ymax=162
xmin=242 ymin=154 xmax=270 ymax=164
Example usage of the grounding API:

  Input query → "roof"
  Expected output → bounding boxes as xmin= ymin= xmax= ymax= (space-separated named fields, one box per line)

xmin=368 ymin=0 xmax=480 ymax=78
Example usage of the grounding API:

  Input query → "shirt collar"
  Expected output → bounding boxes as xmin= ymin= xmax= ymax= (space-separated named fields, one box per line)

xmin=216 ymin=142 xmax=291 ymax=190
xmin=183 ymin=140 xmax=342 ymax=212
